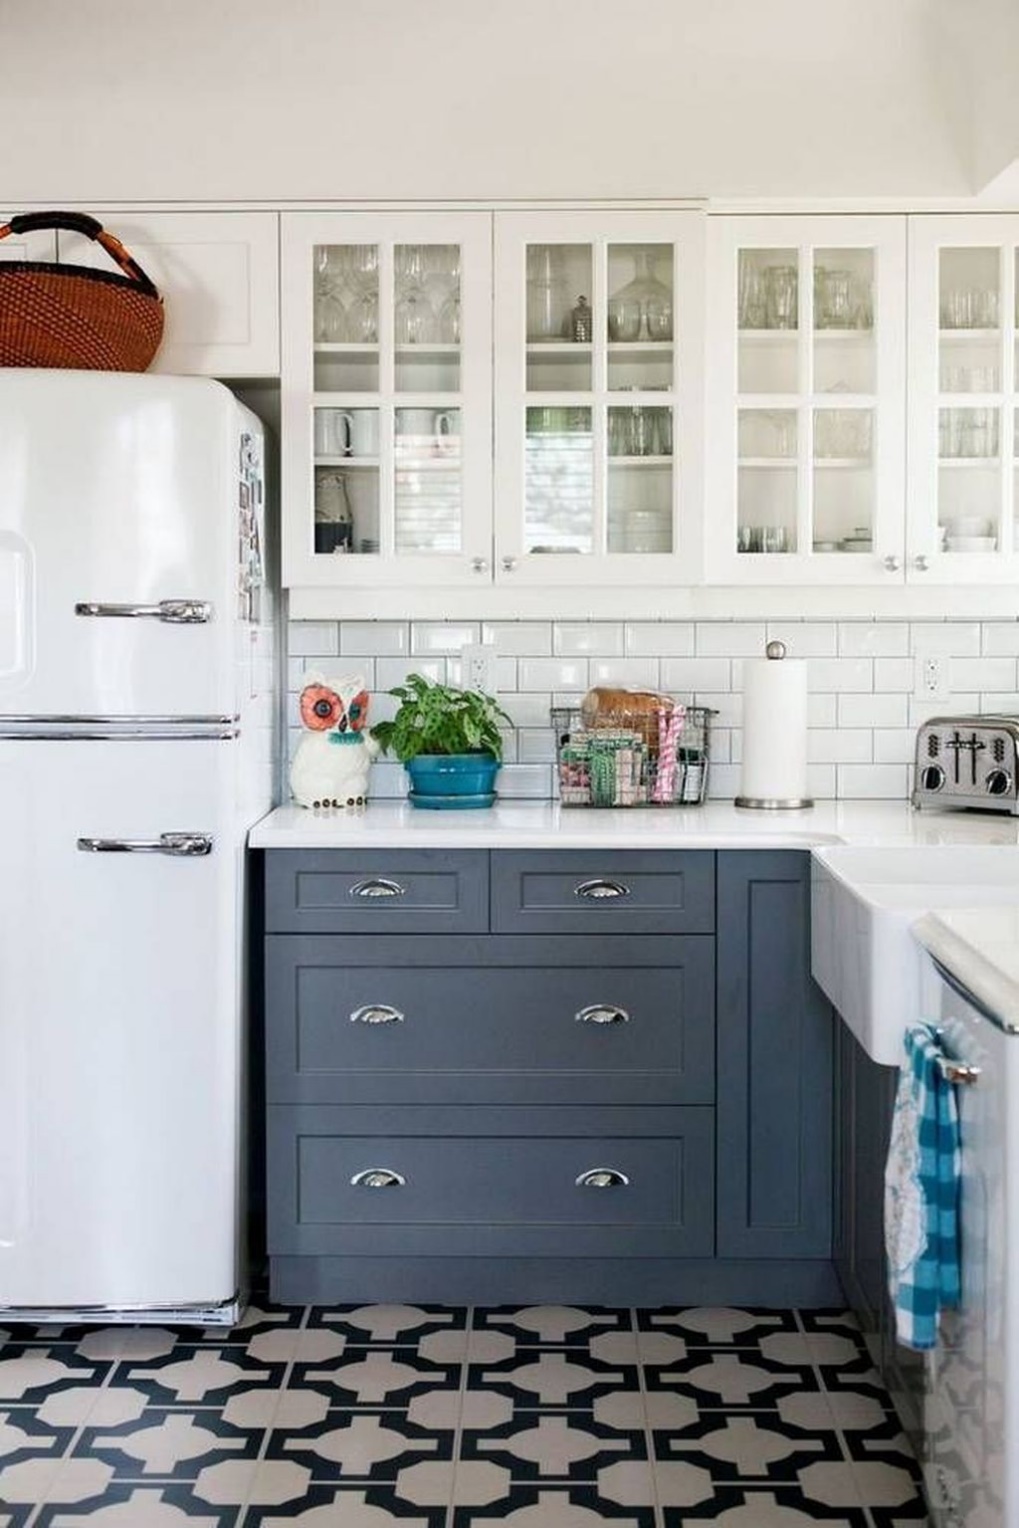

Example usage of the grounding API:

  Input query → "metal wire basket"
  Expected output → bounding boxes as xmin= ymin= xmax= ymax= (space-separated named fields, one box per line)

xmin=552 ymin=697 xmax=715 ymax=808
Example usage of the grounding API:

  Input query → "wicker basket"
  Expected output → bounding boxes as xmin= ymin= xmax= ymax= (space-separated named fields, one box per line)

xmin=553 ymin=697 xmax=715 ymax=807
xmin=0 ymin=211 xmax=164 ymax=371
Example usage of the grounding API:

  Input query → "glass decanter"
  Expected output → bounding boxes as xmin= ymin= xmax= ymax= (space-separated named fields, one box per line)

xmin=608 ymin=249 xmax=673 ymax=342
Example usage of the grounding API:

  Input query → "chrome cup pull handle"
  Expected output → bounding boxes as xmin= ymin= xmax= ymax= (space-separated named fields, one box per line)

xmin=75 ymin=599 xmax=212 ymax=624
xmin=351 ymin=1168 xmax=406 ymax=1188
xmin=350 ymin=877 xmax=407 ymax=900
xmin=576 ymin=1004 xmax=630 ymax=1025
xmin=77 ymin=832 xmax=213 ymax=857
xmin=350 ymin=1004 xmax=405 ymax=1026
xmin=576 ymin=1168 xmax=630 ymax=1188
xmin=574 ymin=878 xmax=631 ymax=900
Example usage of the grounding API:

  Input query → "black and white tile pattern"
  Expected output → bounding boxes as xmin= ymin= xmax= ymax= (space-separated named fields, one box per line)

xmin=0 ymin=1305 xmax=928 ymax=1525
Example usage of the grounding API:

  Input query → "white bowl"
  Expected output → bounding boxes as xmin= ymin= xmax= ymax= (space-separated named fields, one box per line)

xmin=946 ymin=535 xmax=997 ymax=552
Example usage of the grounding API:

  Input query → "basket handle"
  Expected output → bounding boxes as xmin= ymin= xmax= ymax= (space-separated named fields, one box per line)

xmin=0 ymin=210 xmax=159 ymax=297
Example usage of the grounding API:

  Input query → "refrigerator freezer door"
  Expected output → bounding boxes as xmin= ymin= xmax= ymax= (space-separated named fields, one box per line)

xmin=0 ymin=370 xmax=257 ymax=721
xmin=0 ymin=737 xmax=243 ymax=1314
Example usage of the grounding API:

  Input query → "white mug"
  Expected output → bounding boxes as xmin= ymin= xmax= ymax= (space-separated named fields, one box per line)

xmin=314 ymin=408 xmax=347 ymax=456
xmin=339 ymin=410 xmax=379 ymax=458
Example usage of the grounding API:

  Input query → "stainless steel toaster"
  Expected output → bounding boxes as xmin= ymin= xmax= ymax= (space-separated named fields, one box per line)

xmin=912 ymin=715 xmax=1019 ymax=814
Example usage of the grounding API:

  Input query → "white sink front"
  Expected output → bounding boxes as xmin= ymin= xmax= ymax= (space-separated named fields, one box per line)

xmin=810 ymin=844 xmax=1019 ymax=1065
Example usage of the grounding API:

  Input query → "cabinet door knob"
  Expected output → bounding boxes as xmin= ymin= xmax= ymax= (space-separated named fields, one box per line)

xmin=471 ymin=557 xmax=489 ymax=574
xmin=574 ymin=878 xmax=631 ymax=900
xmin=351 ymin=1168 xmax=406 ymax=1188
xmin=883 ymin=555 xmax=900 ymax=572
xmin=914 ymin=554 xmax=930 ymax=572
xmin=350 ymin=1004 xmax=405 ymax=1025
xmin=576 ymin=1168 xmax=630 ymax=1188
xmin=501 ymin=555 xmax=517 ymax=572
xmin=576 ymin=1004 xmax=630 ymax=1025
xmin=350 ymin=877 xmax=406 ymax=899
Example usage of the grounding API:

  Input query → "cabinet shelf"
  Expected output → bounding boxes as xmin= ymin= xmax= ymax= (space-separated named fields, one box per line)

xmin=938 ymin=456 xmax=1001 ymax=467
xmin=738 ymin=328 xmax=874 ymax=342
xmin=314 ymin=455 xmax=380 ymax=468
xmin=525 ymin=341 xmax=593 ymax=354
xmin=939 ymin=328 xmax=1001 ymax=341
xmin=608 ymin=455 xmax=673 ymax=467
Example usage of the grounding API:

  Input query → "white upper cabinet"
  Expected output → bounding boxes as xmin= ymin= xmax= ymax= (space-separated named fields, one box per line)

xmin=907 ymin=214 xmax=1019 ymax=585
xmin=280 ymin=210 xmax=493 ymax=590
xmin=57 ymin=211 xmax=280 ymax=377
xmin=493 ymin=210 xmax=705 ymax=587
xmin=705 ymin=215 xmax=907 ymax=585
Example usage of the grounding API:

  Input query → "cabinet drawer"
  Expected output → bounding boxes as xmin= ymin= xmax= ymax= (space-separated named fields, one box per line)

xmin=267 ymin=1104 xmax=715 ymax=1259
xmin=491 ymin=851 xmax=715 ymax=934
xmin=264 ymin=850 xmax=488 ymax=933
xmin=266 ymin=934 xmax=714 ymax=1105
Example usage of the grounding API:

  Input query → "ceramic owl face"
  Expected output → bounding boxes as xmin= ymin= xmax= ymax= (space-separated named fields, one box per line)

xmin=290 ymin=672 xmax=379 ymax=809
xmin=298 ymin=674 xmax=370 ymax=736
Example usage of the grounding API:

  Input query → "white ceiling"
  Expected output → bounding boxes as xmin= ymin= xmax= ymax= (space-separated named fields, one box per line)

xmin=0 ymin=0 xmax=1015 ymax=205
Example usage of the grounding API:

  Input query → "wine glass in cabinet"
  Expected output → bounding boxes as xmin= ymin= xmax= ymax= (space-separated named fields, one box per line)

xmin=280 ymin=212 xmax=492 ymax=589
xmin=706 ymin=215 xmax=906 ymax=584
xmin=908 ymin=214 xmax=1019 ymax=583
xmin=494 ymin=210 xmax=705 ymax=586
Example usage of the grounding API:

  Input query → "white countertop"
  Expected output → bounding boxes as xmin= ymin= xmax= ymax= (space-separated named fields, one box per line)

xmin=913 ymin=906 xmax=1019 ymax=1030
xmin=249 ymin=798 xmax=1019 ymax=851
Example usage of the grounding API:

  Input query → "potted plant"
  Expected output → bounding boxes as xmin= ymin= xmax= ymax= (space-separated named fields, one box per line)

xmin=371 ymin=673 xmax=512 ymax=809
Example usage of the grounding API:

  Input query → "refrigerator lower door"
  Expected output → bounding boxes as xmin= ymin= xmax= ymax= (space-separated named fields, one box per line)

xmin=0 ymin=737 xmax=245 ymax=1320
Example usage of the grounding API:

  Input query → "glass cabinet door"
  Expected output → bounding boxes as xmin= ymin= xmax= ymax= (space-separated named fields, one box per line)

xmin=494 ymin=211 xmax=704 ymax=586
xmin=907 ymin=215 xmax=1019 ymax=584
xmin=281 ymin=213 xmax=492 ymax=588
xmin=706 ymin=215 xmax=906 ymax=584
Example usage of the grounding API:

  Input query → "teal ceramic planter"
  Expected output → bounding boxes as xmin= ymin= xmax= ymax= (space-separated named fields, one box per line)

xmin=405 ymin=752 xmax=500 ymax=809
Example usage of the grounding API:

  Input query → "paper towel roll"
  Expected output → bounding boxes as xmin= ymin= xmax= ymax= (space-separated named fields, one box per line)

xmin=736 ymin=643 xmax=813 ymax=808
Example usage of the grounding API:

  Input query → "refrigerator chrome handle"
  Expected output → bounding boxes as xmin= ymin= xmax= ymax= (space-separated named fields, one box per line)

xmin=77 ymin=832 xmax=214 ymax=857
xmin=74 ymin=599 xmax=213 ymax=624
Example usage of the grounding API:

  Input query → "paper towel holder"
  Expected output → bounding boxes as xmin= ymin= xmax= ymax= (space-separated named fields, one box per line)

xmin=734 ymin=640 xmax=815 ymax=811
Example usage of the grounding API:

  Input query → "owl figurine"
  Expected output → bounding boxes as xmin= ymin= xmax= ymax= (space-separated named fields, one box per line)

xmin=290 ymin=673 xmax=380 ymax=809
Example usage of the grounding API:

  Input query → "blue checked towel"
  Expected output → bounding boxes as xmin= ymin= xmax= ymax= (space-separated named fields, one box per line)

xmin=884 ymin=1023 xmax=962 ymax=1350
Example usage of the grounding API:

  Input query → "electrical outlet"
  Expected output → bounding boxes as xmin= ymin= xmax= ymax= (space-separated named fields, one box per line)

xmin=461 ymin=642 xmax=497 ymax=693
xmin=914 ymin=652 xmax=949 ymax=702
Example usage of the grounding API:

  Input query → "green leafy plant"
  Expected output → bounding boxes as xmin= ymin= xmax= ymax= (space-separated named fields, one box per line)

xmin=371 ymin=673 xmax=512 ymax=764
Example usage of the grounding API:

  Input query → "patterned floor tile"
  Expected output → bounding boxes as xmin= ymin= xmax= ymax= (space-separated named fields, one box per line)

xmin=0 ymin=1347 xmax=111 ymax=1405
xmin=662 ymin=1484 xmax=871 ymax=1523
xmin=472 ymin=1308 xmax=631 ymax=1348
xmin=75 ymin=1407 xmax=263 ymax=1480
xmin=461 ymin=1408 xmax=646 ymax=1479
xmin=291 ymin=1348 xmax=462 ymax=1408
xmin=305 ymin=1307 xmax=467 ymax=1344
xmin=452 ymin=1483 xmax=655 ymax=1525
xmin=642 ymin=1350 xmax=821 ymax=1409
xmin=467 ymin=1351 xmax=638 ymax=1409
xmin=650 ymin=1408 xmax=844 ymax=1481
xmin=266 ymin=1406 xmax=454 ymax=1480
xmin=241 ymin=1482 xmax=447 ymax=1525
xmin=109 ymin=1349 xmax=286 ymax=1407
xmin=636 ymin=1309 xmax=800 ymax=1348
xmin=0 ymin=1408 xmax=74 ymax=1468
xmin=35 ymin=1482 xmax=241 ymax=1524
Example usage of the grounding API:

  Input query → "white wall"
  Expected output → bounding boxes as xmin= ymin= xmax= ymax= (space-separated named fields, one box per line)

xmin=0 ymin=0 xmax=971 ymax=204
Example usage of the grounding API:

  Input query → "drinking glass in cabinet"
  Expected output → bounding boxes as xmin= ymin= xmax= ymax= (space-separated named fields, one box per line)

xmin=738 ymin=409 xmax=796 ymax=460
xmin=526 ymin=244 xmax=590 ymax=342
xmin=525 ymin=406 xmax=593 ymax=554
xmin=609 ymin=405 xmax=672 ymax=458
xmin=814 ymin=409 xmax=872 ymax=460
xmin=738 ymin=250 xmax=799 ymax=330
xmin=939 ymin=407 xmax=1000 ymax=458
xmin=939 ymin=248 xmax=1000 ymax=329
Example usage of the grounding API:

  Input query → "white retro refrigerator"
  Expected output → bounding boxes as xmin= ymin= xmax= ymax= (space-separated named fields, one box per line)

xmin=0 ymin=370 xmax=276 ymax=1323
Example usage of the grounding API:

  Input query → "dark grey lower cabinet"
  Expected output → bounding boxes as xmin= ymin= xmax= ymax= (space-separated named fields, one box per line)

xmin=262 ymin=847 xmax=841 ymax=1305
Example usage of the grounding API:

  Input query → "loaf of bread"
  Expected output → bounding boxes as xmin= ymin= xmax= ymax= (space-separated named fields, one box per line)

xmin=580 ymin=687 xmax=674 ymax=751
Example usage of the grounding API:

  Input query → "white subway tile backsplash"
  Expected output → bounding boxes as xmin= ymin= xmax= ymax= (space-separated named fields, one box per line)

xmin=873 ymin=728 xmax=916 ymax=764
xmin=808 ymin=729 xmax=872 ymax=764
xmin=411 ymin=621 xmax=479 ymax=654
xmin=286 ymin=617 xmax=1017 ymax=802
xmin=625 ymin=622 xmax=695 ymax=657
xmin=766 ymin=622 xmax=838 ymax=657
xmin=660 ymin=657 xmax=732 ymax=693
xmin=368 ymin=761 xmax=408 ymax=799
xmin=837 ymin=764 xmax=909 ymax=799
xmin=951 ymin=656 xmax=1017 ymax=692
xmin=341 ymin=621 xmax=409 ymax=657
xmin=874 ymin=658 xmax=915 ymax=692
xmin=288 ymin=621 xmax=339 ymax=657
xmin=911 ymin=622 xmax=981 ymax=657
xmin=982 ymin=623 xmax=1019 ymax=657
xmin=837 ymin=693 xmax=909 ymax=729
xmin=838 ymin=622 xmax=910 ymax=658
xmin=482 ymin=621 xmax=553 ymax=656
xmin=555 ymin=622 xmax=624 ymax=656
xmin=696 ymin=621 xmax=767 ymax=657
xmin=519 ymin=657 xmax=589 ymax=691
xmin=589 ymin=657 xmax=660 ymax=689
xmin=808 ymin=658 xmax=874 ymax=693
